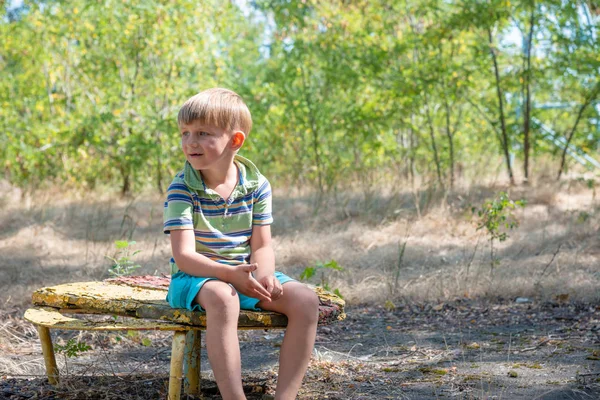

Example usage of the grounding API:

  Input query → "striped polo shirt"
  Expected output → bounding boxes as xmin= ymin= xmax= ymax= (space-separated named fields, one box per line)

xmin=163 ymin=155 xmax=273 ymax=275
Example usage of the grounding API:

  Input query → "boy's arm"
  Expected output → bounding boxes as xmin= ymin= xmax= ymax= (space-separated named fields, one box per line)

xmin=250 ymin=224 xmax=275 ymax=279
xmin=171 ymin=230 xmax=271 ymax=301
xmin=170 ymin=229 xmax=231 ymax=279
xmin=250 ymin=224 xmax=284 ymax=300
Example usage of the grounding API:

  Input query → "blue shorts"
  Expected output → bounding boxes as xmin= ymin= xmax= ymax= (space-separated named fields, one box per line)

xmin=166 ymin=271 xmax=295 ymax=311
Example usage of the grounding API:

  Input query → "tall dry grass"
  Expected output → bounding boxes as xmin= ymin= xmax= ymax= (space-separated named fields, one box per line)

xmin=0 ymin=171 xmax=598 ymax=313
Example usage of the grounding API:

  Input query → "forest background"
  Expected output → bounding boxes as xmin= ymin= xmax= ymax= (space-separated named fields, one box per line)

xmin=2 ymin=0 xmax=599 ymax=195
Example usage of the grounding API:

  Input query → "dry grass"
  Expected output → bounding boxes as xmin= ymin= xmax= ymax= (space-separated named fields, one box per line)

xmin=0 ymin=175 xmax=599 ymax=312
xmin=271 ymin=177 xmax=599 ymax=305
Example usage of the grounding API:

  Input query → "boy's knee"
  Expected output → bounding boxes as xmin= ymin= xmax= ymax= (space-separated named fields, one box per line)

xmin=198 ymin=281 xmax=240 ymax=314
xmin=291 ymin=288 xmax=320 ymax=324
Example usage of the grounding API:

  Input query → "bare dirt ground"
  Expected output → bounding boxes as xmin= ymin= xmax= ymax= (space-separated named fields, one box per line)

xmin=1 ymin=300 xmax=599 ymax=399
xmin=0 ymin=176 xmax=599 ymax=399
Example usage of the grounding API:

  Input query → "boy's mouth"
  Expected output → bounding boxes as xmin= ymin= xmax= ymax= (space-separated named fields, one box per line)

xmin=188 ymin=153 xmax=203 ymax=157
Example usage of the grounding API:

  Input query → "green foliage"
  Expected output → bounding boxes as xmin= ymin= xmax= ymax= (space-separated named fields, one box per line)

xmin=300 ymin=259 xmax=344 ymax=298
xmin=474 ymin=192 xmax=526 ymax=243
xmin=576 ymin=177 xmax=596 ymax=191
xmin=299 ymin=259 xmax=342 ymax=280
xmin=54 ymin=339 xmax=91 ymax=358
xmin=105 ymin=240 xmax=141 ymax=277
xmin=473 ymin=192 xmax=526 ymax=271
xmin=577 ymin=211 xmax=591 ymax=224
xmin=1 ymin=1 xmax=598 ymax=192
xmin=122 ymin=330 xmax=152 ymax=347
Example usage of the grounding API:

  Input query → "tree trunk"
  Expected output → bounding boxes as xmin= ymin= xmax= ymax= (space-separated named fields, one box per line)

xmin=409 ymin=114 xmax=416 ymax=188
xmin=523 ymin=3 xmax=535 ymax=183
xmin=437 ymin=44 xmax=461 ymax=191
xmin=444 ymin=107 xmax=455 ymax=191
xmin=557 ymin=82 xmax=600 ymax=179
xmin=155 ymin=131 xmax=164 ymax=194
xmin=300 ymin=65 xmax=324 ymax=194
xmin=488 ymin=27 xmax=515 ymax=185
xmin=121 ymin=169 xmax=130 ymax=197
xmin=424 ymin=96 xmax=445 ymax=191
xmin=440 ymin=79 xmax=458 ymax=190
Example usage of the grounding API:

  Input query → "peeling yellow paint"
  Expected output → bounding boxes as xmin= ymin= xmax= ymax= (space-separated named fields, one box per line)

xmin=172 ymin=310 xmax=192 ymax=324
xmin=245 ymin=312 xmax=272 ymax=326
xmin=30 ymin=280 xmax=345 ymax=329
xmin=25 ymin=307 xmax=198 ymax=331
xmin=32 ymin=281 xmax=167 ymax=319
xmin=311 ymin=285 xmax=345 ymax=309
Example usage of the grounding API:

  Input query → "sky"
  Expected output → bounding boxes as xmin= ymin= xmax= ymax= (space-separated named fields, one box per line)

xmin=8 ymin=0 xmax=23 ymax=10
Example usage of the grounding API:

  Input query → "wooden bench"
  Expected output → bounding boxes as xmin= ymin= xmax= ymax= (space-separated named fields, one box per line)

xmin=24 ymin=275 xmax=345 ymax=400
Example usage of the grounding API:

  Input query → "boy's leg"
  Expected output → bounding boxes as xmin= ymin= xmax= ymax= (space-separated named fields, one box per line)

xmin=196 ymin=280 xmax=246 ymax=400
xmin=257 ymin=282 xmax=319 ymax=400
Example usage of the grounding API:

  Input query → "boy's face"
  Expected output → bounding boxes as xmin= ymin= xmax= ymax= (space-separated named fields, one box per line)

xmin=179 ymin=120 xmax=239 ymax=171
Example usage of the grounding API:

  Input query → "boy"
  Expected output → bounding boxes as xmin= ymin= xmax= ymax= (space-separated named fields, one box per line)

xmin=163 ymin=88 xmax=319 ymax=400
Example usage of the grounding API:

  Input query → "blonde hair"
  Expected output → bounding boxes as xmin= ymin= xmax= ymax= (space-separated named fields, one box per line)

xmin=178 ymin=88 xmax=252 ymax=135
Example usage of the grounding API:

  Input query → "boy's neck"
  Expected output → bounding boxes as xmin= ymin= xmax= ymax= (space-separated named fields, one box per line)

xmin=200 ymin=159 xmax=238 ymax=191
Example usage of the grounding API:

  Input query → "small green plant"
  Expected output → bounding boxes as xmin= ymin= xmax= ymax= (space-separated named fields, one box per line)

xmin=54 ymin=338 xmax=91 ymax=358
xmin=576 ymin=176 xmax=596 ymax=194
xmin=117 ymin=330 xmax=153 ymax=347
xmin=105 ymin=240 xmax=141 ymax=277
xmin=473 ymin=192 xmax=525 ymax=275
xmin=300 ymin=259 xmax=344 ymax=298
xmin=576 ymin=211 xmax=590 ymax=224
xmin=54 ymin=338 xmax=91 ymax=374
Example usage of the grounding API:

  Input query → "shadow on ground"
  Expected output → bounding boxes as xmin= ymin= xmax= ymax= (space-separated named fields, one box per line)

xmin=1 ymin=300 xmax=599 ymax=399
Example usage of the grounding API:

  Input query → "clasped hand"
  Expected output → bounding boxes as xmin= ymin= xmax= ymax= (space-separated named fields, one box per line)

xmin=226 ymin=263 xmax=283 ymax=302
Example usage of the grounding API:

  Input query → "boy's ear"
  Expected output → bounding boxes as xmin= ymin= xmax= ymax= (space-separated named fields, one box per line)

xmin=231 ymin=131 xmax=246 ymax=149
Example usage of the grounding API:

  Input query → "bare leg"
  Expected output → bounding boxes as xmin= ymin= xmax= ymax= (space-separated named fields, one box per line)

xmin=197 ymin=281 xmax=246 ymax=400
xmin=257 ymin=282 xmax=319 ymax=400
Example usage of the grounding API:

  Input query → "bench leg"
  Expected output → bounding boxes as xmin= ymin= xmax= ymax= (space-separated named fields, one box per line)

xmin=184 ymin=330 xmax=202 ymax=395
xmin=168 ymin=331 xmax=186 ymax=400
xmin=37 ymin=326 xmax=59 ymax=385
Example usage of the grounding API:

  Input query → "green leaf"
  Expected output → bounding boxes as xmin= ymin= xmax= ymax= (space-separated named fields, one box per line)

xmin=115 ymin=240 xmax=129 ymax=249
xmin=300 ymin=267 xmax=316 ymax=280
xmin=324 ymin=259 xmax=343 ymax=271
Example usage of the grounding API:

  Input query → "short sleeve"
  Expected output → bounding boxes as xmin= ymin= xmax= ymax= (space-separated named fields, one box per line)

xmin=252 ymin=177 xmax=273 ymax=225
xmin=163 ymin=180 xmax=195 ymax=234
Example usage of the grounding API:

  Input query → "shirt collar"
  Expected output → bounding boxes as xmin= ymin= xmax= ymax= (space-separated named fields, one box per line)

xmin=183 ymin=155 xmax=260 ymax=195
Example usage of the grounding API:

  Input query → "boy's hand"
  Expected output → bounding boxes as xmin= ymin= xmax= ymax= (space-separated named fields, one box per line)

xmin=225 ymin=263 xmax=271 ymax=302
xmin=257 ymin=275 xmax=283 ymax=301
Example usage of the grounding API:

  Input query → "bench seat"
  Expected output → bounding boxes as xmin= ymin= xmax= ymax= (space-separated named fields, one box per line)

xmin=25 ymin=276 xmax=345 ymax=400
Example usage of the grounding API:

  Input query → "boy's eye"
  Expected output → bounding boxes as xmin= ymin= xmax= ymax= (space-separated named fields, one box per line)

xmin=181 ymin=130 xmax=210 ymax=137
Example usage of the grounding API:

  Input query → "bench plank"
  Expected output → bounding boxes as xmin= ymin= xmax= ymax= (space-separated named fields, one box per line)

xmin=31 ymin=278 xmax=346 ymax=327
xmin=24 ymin=307 xmax=197 ymax=331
